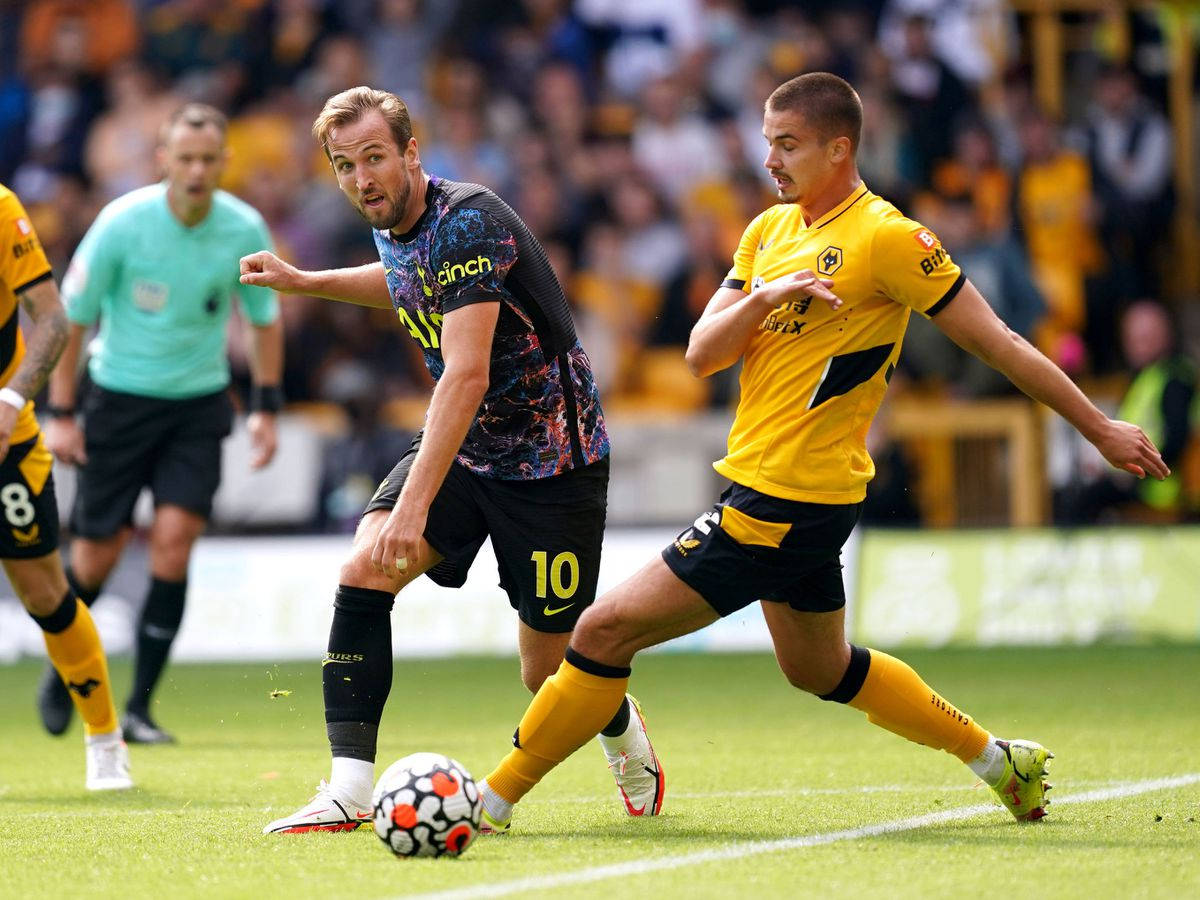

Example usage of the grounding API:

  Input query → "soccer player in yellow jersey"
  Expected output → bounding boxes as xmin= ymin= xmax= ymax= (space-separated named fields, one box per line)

xmin=474 ymin=73 xmax=1169 ymax=831
xmin=0 ymin=184 xmax=131 ymax=790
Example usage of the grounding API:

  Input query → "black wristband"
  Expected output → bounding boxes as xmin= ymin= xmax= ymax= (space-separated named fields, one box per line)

xmin=45 ymin=405 xmax=75 ymax=419
xmin=250 ymin=384 xmax=283 ymax=414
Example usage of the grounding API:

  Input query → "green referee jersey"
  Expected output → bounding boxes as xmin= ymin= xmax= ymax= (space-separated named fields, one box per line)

xmin=62 ymin=183 xmax=279 ymax=399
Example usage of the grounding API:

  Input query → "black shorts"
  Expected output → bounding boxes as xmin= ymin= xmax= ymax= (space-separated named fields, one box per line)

xmin=365 ymin=434 xmax=609 ymax=633
xmin=662 ymin=482 xmax=861 ymax=617
xmin=71 ymin=386 xmax=233 ymax=538
xmin=0 ymin=433 xmax=60 ymax=559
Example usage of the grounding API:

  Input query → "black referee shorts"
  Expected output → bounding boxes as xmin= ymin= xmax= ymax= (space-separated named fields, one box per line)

xmin=71 ymin=385 xmax=233 ymax=538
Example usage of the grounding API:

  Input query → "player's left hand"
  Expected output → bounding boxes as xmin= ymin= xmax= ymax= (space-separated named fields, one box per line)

xmin=1093 ymin=418 xmax=1169 ymax=480
xmin=371 ymin=504 xmax=426 ymax=577
xmin=247 ymin=411 xmax=278 ymax=469
xmin=0 ymin=402 xmax=15 ymax=464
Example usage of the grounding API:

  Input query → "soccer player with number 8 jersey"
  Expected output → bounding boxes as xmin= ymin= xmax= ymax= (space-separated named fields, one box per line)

xmin=0 ymin=182 xmax=131 ymax=791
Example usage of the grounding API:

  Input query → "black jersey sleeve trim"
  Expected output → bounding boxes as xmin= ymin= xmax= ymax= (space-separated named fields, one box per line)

xmin=442 ymin=287 xmax=503 ymax=314
xmin=721 ymin=277 xmax=747 ymax=291
xmin=556 ymin=350 xmax=586 ymax=469
xmin=13 ymin=269 xmax=54 ymax=295
xmin=924 ymin=272 xmax=965 ymax=317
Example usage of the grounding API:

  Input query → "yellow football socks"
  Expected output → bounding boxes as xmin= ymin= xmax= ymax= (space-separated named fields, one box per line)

xmin=486 ymin=650 xmax=629 ymax=804
xmin=41 ymin=597 xmax=119 ymax=737
xmin=848 ymin=649 xmax=989 ymax=762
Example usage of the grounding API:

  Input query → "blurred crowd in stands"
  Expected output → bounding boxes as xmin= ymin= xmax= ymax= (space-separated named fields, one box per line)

xmin=1 ymin=0 xmax=1196 ymax=527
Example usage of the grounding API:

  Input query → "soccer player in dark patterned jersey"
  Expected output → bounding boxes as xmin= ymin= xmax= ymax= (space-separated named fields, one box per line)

xmin=475 ymin=73 xmax=1170 ymax=830
xmin=242 ymin=87 xmax=662 ymax=834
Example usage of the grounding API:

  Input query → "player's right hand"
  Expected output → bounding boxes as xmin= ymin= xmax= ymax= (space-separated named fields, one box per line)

xmin=1093 ymin=418 xmax=1169 ymax=480
xmin=760 ymin=269 xmax=842 ymax=311
xmin=239 ymin=251 xmax=306 ymax=293
xmin=44 ymin=417 xmax=87 ymax=466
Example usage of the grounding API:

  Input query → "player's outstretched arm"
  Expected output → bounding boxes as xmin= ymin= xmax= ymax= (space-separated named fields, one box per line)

xmin=686 ymin=270 xmax=839 ymax=377
xmin=933 ymin=279 xmax=1169 ymax=479
xmin=239 ymin=251 xmax=393 ymax=309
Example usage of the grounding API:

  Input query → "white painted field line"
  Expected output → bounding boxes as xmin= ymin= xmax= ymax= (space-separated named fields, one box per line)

xmin=407 ymin=773 xmax=1200 ymax=900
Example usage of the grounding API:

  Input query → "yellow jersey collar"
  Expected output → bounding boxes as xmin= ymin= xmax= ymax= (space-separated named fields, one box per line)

xmin=810 ymin=183 xmax=870 ymax=230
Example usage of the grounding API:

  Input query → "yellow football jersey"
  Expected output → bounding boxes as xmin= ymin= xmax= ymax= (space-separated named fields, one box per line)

xmin=717 ymin=184 xmax=964 ymax=503
xmin=0 ymin=184 xmax=52 ymax=445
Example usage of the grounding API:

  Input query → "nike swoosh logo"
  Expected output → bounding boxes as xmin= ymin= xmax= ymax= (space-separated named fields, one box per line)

xmin=757 ymin=238 xmax=775 ymax=251
xmin=542 ymin=602 xmax=575 ymax=616
xmin=355 ymin=811 xmax=371 ymax=819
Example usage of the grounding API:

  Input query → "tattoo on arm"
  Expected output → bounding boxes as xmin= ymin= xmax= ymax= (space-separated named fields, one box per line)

xmin=12 ymin=286 xmax=70 ymax=400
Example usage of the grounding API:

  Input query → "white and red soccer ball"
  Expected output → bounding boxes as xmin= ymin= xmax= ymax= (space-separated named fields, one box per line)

xmin=371 ymin=753 xmax=481 ymax=858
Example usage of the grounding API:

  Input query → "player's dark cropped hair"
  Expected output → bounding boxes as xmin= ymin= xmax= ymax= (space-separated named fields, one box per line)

xmin=160 ymin=103 xmax=228 ymax=144
xmin=766 ymin=72 xmax=863 ymax=152
xmin=313 ymin=86 xmax=414 ymax=160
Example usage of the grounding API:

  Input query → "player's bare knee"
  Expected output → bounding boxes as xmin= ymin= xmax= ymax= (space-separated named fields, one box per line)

xmin=571 ymin=603 xmax=634 ymax=661
xmin=19 ymin=589 xmax=63 ymax=617
xmin=520 ymin=662 xmax=552 ymax=693
xmin=778 ymin=649 xmax=850 ymax=696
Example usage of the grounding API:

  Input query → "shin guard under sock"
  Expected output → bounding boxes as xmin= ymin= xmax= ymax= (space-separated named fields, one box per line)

xmin=824 ymin=646 xmax=989 ymax=762
xmin=323 ymin=585 xmax=395 ymax=764
xmin=486 ymin=647 xmax=630 ymax=805
xmin=32 ymin=592 xmax=119 ymax=736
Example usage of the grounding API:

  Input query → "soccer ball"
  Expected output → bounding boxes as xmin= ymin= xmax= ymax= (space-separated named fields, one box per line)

xmin=371 ymin=752 xmax=481 ymax=858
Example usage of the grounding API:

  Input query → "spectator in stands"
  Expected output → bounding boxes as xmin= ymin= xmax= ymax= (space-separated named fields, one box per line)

xmin=1015 ymin=111 xmax=1104 ymax=372
xmin=1084 ymin=64 xmax=1173 ymax=297
xmin=21 ymin=0 xmax=139 ymax=78
xmin=1062 ymin=300 xmax=1197 ymax=523
xmin=884 ymin=13 xmax=972 ymax=184
xmin=85 ymin=60 xmax=179 ymax=202
xmin=631 ymin=72 xmax=728 ymax=205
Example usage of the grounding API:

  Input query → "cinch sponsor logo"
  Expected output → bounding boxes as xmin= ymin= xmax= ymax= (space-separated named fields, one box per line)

xmin=437 ymin=255 xmax=492 ymax=285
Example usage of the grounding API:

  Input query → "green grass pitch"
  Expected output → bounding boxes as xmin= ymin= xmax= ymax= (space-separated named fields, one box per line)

xmin=2 ymin=646 xmax=1198 ymax=898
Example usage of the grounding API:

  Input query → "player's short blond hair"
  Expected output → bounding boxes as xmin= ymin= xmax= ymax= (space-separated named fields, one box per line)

xmin=312 ymin=86 xmax=413 ymax=159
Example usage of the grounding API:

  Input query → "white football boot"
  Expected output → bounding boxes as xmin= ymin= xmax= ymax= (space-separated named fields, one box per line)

xmin=263 ymin=781 xmax=373 ymax=834
xmin=85 ymin=733 xmax=133 ymax=791
xmin=601 ymin=695 xmax=665 ymax=816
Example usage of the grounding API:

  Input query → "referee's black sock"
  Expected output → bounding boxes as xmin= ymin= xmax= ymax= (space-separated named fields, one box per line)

xmin=65 ymin=565 xmax=104 ymax=607
xmin=324 ymin=585 xmax=395 ymax=763
xmin=126 ymin=577 xmax=187 ymax=718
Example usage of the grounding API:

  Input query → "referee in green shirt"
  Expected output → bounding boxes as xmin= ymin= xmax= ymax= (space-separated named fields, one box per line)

xmin=37 ymin=103 xmax=284 ymax=743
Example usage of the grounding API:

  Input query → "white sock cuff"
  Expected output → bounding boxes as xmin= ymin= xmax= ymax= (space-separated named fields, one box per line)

xmin=85 ymin=729 xmax=122 ymax=746
xmin=331 ymin=756 xmax=375 ymax=805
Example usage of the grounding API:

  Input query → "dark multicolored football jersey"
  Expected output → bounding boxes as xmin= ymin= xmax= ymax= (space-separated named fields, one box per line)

xmin=373 ymin=176 xmax=608 ymax=480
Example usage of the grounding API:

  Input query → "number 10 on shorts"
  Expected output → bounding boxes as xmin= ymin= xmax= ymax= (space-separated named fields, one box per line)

xmin=530 ymin=550 xmax=579 ymax=601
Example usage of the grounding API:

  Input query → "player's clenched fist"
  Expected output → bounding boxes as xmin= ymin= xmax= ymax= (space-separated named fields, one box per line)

xmin=239 ymin=250 xmax=307 ymax=293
